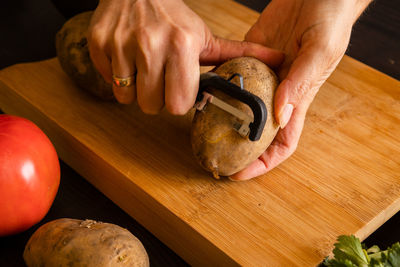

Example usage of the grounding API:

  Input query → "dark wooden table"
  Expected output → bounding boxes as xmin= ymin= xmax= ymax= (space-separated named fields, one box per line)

xmin=0 ymin=0 xmax=399 ymax=266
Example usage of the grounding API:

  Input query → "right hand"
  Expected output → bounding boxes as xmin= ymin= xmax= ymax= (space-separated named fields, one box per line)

xmin=87 ymin=0 xmax=284 ymax=114
xmin=231 ymin=0 xmax=371 ymax=180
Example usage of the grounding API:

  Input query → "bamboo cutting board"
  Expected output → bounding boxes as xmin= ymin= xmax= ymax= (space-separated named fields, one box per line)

xmin=1 ymin=0 xmax=400 ymax=265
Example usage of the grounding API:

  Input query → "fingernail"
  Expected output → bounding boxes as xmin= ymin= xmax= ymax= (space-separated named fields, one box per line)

xmin=279 ymin=104 xmax=293 ymax=128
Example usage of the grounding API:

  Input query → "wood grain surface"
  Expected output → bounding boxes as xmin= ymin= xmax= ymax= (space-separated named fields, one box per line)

xmin=1 ymin=0 xmax=399 ymax=265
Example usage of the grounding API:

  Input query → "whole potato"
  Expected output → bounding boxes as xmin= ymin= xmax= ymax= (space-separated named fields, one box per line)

xmin=191 ymin=57 xmax=280 ymax=178
xmin=56 ymin=12 xmax=114 ymax=100
xmin=23 ymin=218 xmax=149 ymax=267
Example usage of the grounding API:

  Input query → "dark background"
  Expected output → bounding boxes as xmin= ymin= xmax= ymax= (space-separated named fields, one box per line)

xmin=0 ymin=0 xmax=399 ymax=266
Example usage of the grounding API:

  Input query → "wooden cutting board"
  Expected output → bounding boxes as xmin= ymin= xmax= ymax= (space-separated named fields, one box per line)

xmin=1 ymin=0 xmax=400 ymax=265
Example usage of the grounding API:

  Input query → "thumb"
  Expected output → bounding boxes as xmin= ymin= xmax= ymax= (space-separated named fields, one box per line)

xmin=200 ymin=36 xmax=284 ymax=68
xmin=275 ymin=47 xmax=338 ymax=128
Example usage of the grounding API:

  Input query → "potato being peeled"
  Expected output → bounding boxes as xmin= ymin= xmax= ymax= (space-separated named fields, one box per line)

xmin=23 ymin=218 xmax=149 ymax=267
xmin=191 ymin=57 xmax=280 ymax=178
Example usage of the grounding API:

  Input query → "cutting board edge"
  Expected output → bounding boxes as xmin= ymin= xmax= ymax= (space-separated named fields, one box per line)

xmin=0 ymin=79 xmax=240 ymax=266
xmin=0 ymin=51 xmax=399 ymax=266
xmin=355 ymin=197 xmax=400 ymax=241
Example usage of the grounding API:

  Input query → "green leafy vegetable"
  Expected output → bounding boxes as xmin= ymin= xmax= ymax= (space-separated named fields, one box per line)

xmin=387 ymin=242 xmax=400 ymax=267
xmin=323 ymin=235 xmax=400 ymax=267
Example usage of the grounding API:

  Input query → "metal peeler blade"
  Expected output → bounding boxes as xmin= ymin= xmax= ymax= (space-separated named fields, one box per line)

xmin=195 ymin=72 xmax=268 ymax=141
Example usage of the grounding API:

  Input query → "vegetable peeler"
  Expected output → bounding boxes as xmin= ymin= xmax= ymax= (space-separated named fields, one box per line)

xmin=194 ymin=72 xmax=268 ymax=141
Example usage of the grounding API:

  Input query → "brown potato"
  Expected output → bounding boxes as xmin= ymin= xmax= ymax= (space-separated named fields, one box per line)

xmin=23 ymin=218 xmax=149 ymax=267
xmin=55 ymin=11 xmax=114 ymax=100
xmin=191 ymin=57 xmax=280 ymax=178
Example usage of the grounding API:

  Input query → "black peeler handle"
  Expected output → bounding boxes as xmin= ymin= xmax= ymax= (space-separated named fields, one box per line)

xmin=197 ymin=72 xmax=267 ymax=141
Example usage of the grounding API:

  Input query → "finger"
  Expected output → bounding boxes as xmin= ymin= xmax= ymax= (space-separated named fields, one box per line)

xmin=165 ymin=47 xmax=200 ymax=115
xmin=229 ymin=160 xmax=267 ymax=181
xmin=274 ymin=45 xmax=341 ymax=128
xmin=244 ymin=23 xmax=267 ymax=45
xmin=200 ymin=36 xmax=284 ymax=68
xmin=87 ymin=29 xmax=113 ymax=84
xmin=111 ymin=35 xmax=136 ymax=104
xmin=230 ymin=107 xmax=306 ymax=181
xmin=135 ymin=43 xmax=165 ymax=114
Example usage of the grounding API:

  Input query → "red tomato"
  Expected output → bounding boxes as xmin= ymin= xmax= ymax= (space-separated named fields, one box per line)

xmin=0 ymin=115 xmax=60 ymax=236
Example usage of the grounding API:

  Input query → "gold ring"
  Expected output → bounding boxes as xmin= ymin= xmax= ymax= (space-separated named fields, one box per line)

xmin=112 ymin=75 xmax=134 ymax=87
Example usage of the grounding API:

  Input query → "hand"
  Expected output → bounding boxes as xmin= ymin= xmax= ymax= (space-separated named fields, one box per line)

xmin=87 ymin=0 xmax=284 ymax=114
xmin=231 ymin=0 xmax=372 ymax=180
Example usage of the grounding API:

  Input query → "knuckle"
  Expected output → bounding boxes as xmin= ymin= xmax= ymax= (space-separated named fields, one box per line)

xmin=135 ymin=27 xmax=160 ymax=70
xmin=112 ymin=28 xmax=130 ymax=52
xmin=171 ymin=28 xmax=195 ymax=53
xmin=300 ymin=81 xmax=319 ymax=104
xmin=87 ymin=27 xmax=104 ymax=51
xmin=295 ymin=79 xmax=312 ymax=100
xmin=289 ymin=78 xmax=316 ymax=107
xmin=136 ymin=27 xmax=158 ymax=52
xmin=87 ymin=25 xmax=99 ymax=42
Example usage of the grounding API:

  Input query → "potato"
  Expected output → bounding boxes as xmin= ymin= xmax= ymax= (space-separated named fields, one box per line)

xmin=56 ymin=12 xmax=114 ymax=100
xmin=23 ymin=218 xmax=149 ymax=267
xmin=191 ymin=57 xmax=280 ymax=178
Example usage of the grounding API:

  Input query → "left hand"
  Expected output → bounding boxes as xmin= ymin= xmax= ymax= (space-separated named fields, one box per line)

xmin=231 ymin=0 xmax=372 ymax=180
xmin=87 ymin=0 xmax=284 ymax=115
